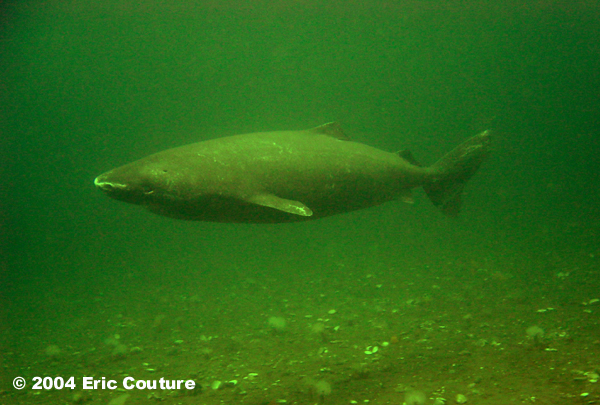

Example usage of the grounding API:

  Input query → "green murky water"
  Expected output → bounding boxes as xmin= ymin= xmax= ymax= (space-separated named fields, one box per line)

xmin=2 ymin=1 xmax=599 ymax=404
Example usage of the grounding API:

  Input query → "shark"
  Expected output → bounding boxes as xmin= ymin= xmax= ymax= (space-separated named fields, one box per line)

xmin=94 ymin=122 xmax=491 ymax=223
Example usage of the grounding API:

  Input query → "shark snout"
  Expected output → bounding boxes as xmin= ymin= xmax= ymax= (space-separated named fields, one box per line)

xmin=94 ymin=174 xmax=127 ymax=194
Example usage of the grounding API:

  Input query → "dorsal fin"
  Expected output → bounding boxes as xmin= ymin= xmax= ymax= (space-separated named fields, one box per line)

xmin=397 ymin=149 xmax=421 ymax=167
xmin=308 ymin=122 xmax=350 ymax=141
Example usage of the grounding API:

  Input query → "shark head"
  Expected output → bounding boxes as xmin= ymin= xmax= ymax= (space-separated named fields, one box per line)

xmin=94 ymin=157 xmax=184 ymax=206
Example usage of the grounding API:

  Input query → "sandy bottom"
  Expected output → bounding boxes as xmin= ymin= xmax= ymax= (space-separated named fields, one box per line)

xmin=3 ymin=245 xmax=599 ymax=405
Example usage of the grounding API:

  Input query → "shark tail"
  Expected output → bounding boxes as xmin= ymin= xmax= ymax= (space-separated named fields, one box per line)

xmin=423 ymin=130 xmax=492 ymax=216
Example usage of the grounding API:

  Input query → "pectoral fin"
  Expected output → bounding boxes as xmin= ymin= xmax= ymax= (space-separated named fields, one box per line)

xmin=247 ymin=194 xmax=313 ymax=217
xmin=399 ymin=189 xmax=414 ymax=204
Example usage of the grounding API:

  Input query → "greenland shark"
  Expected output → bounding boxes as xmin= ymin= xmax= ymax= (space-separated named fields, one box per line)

xmin=94 ymin=122 xmax=491 ymax=223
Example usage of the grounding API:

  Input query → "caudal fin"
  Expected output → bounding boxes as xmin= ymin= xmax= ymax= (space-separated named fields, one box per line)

xmin=423 ymin=130 xmax=492 ymax=216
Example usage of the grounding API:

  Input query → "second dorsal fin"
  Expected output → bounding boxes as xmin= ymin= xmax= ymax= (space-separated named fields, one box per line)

xmin=397 ymin=149 xmax=421 ymax=166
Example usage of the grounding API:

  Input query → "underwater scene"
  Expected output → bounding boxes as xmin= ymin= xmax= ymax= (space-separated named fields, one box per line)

xmin=1 ymin=1 xmax=599 ymax=404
